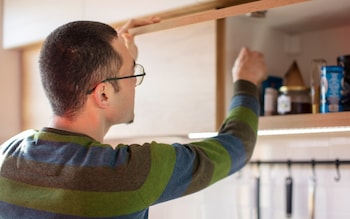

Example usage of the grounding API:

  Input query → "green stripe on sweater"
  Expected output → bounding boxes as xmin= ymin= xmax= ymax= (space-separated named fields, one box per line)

xmin=191 ymin=139 xmax=231 ymax=185
xmin=0 ymin=176 xmax=144 ymax=217
xmin=138 ymin=142 xmax=176 ymax=205
xmin=34 ymin=131 xmax=106 ymax=148
xmin=225 ymin=106 xmax=258 ymax=133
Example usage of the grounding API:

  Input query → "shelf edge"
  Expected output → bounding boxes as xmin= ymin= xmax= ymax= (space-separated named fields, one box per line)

xmin=259 ymin=111 xmax=350 ymax=130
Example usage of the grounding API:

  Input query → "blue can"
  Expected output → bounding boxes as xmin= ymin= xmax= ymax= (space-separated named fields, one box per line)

xmin=320 ymin=66 xmax=344 ymax=113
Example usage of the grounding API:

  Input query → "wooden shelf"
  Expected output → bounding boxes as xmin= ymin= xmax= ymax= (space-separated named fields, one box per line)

xmin=127 ymin=0 xmax=308 ymax=36
xmin=259 ymin=111 xmax=350 ymax=131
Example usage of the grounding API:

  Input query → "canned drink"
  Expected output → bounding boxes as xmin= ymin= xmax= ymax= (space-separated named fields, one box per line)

xmin=320 ymin=66 xmax=344 ymax=113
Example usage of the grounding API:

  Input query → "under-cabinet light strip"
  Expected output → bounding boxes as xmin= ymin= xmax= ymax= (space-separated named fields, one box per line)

xmin=258 ymin=126 xmax=350 ymax=136
xmin=188 ymin=132 xmax=217 ymax=139
xmin=188 ymin=126 xmax=350 ymax=139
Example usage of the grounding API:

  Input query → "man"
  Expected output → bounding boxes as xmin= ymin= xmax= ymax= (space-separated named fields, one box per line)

xmin=0 ymin=18 xmax=267 ymax=219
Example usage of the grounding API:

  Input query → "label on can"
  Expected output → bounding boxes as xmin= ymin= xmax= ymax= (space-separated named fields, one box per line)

xmin=320 ymin=66 xmax=343 ymax=113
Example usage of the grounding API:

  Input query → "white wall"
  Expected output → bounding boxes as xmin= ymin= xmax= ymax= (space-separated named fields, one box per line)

xmin=250 ymin=133 xmax=350 ymax=219
xmin=0 ymin=0 xmax=21 ymax=143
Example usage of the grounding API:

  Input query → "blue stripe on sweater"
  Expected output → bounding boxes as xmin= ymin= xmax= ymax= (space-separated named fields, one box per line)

xmin=154 ymin=134 xmax=247 ymax=204
xmin=229 ymin=94 xmax=259 ymax=115
xmin=3 ymin=137 xmax=128 ymax=167
xmin=154 ymin=143 xmax=195 ymax=204
xmin=212 ymin=133 xmax=247 ymax=174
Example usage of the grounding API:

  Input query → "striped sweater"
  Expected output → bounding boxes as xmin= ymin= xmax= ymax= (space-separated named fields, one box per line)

xmin=0 ymin=80 xmax=259 ymax=218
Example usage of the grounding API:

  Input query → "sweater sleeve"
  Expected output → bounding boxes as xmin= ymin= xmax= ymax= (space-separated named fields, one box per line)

xmin=145 ymin=79 xmax=260 ymax=205
xmin=218 ymin=79 xmax=259 ymax=163
xmin=185 ymin=79 xmax=259 ymax=188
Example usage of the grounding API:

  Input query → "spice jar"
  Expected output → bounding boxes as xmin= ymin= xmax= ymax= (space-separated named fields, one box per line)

xmin=264 ymin=87 xmax=278 ymax=116
xmin=277 ymin=86 xmax=312 ymax=115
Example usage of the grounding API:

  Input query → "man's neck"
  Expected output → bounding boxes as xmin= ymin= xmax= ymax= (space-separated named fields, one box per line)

xmin=49 ymin=114 xmax=107 ymax=143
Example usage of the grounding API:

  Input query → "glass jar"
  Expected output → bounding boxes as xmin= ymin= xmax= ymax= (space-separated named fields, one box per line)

xmin=277 ymin=86 xmax=312 ymax=115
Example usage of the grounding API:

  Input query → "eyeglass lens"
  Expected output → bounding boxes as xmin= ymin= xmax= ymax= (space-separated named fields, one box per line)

xmin=135 ymin=64 xmax=145 ymax=86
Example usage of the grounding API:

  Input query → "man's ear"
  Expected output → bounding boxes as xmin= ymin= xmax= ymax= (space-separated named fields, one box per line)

xmin=92 ymin=83 xmax=109 ymax=108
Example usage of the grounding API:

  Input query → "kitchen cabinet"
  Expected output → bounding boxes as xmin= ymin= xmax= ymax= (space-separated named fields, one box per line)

xmin=4 ymin=0 xmax=311 ymax=49
xmin=5 ymin=0 xmax=350 ymax=136
xmin=225 ymin=4 xmax=350 ymax=136
xmin=127 ymin=0 xmax=350 ymax=135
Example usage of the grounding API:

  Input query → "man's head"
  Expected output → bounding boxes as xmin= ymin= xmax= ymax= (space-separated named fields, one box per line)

xmin=39 ymin=21 xmax=123 ymax=119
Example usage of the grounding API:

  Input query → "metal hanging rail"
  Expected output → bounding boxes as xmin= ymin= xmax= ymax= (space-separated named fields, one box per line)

xmin=250 ymin=159 xmax=350 ymax=166
xmin=250 ymin=159 xmax=350 ymax=181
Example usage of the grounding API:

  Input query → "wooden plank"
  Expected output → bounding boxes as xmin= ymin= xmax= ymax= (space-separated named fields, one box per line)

xmin=111 ymin=0 xmax=255 ymax=28
xmin=129 ymin=0 xmax=309 ymax=36
xmin=259 ymin=112 xmax=350 ymax=130
xmin=216 ymin=18 xmax=226 ymax=130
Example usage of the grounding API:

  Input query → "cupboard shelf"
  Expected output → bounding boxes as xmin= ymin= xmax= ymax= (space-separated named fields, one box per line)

xmin=258 ymin=111 xmax=350 ymax=131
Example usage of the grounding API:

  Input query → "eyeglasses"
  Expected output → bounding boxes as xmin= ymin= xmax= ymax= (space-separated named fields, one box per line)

xmin=86 ymin=64 xmax=146 ymax=94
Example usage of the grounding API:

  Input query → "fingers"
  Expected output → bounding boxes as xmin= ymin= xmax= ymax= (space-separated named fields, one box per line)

xmin=116 ymin=17 xmax=160 ymax=60
xmin=232 ymin=47 xmax=267 ymax=85
xmin=240 ymin=47 xmax=250 ymax=57
xmin=121 ymin=32 xmax=138 ymax=59
xmin=120 ymin=32 xmax=134 ymax=43
xmin=235 ymin=47 xmax=249 ymax=63
xmin=240 ymin=47 xmax=263 ymax=61
xmin=117 ymin=16 xmax=161 ymax=35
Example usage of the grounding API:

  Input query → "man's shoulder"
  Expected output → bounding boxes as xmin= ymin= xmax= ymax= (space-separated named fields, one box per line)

xmin=1 ymin=129 xmax=37 ymax=148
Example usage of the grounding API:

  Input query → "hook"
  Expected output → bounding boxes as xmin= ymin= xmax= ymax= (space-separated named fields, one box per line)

xmin=311 ymin=159 xmax=316 ymax=178
xmin=256 ymin=160 xmax=261 ymax=177
xmin=334 ymin=159 xmax=341 ymax=182
xmin=287 ymin=160 xmax=292 ymax=177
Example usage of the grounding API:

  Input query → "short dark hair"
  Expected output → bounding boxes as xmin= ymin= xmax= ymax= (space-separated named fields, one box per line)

xmin=39 ymin=21 xmax=122 ymax=118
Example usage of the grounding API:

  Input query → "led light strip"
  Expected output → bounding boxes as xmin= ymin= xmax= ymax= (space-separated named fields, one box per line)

xmin=188 ymin=132 xmax=217 ymax=139
xmin=188 ymin=126 xmax=350 ymax=139
xmin=258 ymin=126 xmax=350 ymax=136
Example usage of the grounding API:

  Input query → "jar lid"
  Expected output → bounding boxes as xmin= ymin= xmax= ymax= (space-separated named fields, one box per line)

xmin=279 ymin=86 xmax=310 ymax=92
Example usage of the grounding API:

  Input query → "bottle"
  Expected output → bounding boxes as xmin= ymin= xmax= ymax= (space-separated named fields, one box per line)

xmin=310 ymin=59 xmax=326 ymax=114
xmin=264 ymin=87 xmax=278 ymax=116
